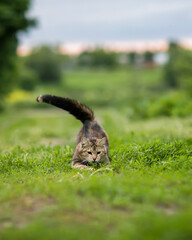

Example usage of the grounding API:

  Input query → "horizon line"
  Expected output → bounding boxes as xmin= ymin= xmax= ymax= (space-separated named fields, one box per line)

xmin=17 ymin=38 xmax=192 ymax=56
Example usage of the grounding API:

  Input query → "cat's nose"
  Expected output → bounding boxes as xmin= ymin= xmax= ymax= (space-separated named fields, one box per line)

xmin=93 ymin=156 xmax=97 ymax=161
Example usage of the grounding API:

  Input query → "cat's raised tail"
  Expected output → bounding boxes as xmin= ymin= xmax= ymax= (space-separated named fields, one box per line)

xmin=36 ymin=95 xmax=94 ymax=123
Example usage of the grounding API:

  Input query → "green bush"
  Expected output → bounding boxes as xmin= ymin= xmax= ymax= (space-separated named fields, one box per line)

xmin=148 ymin=92 xmax=192 ymax=118
xmin=78 ymin=49 xmax=118 ymax=69
xmin=18 ymin=68 xmax=38 ymax=91
xmin=127 ymin=91 xmax=192 ymax=119
xmin=25 ymin=46 xmax=63 ymax=84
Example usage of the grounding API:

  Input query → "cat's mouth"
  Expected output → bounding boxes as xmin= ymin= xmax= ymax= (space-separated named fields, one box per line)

xmin=82 ymin=160 xmax=100 ymax=165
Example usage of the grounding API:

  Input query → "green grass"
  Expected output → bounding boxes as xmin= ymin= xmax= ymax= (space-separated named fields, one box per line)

xmin=9 ymin=68 xmax=192 ymax=119
xmin=1 ymin=68 xmax=192 ymax=239
xmin=0 ymin=107 xmax=192 ymax=239
xmin=9 ymin=68 xmax=162 ymax=106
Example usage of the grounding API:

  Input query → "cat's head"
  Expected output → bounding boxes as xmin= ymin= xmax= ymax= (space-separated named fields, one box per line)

xmin=79 ymin=137 xmax=107 ymax=163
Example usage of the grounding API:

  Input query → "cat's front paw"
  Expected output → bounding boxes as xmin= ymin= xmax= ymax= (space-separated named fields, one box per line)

xmin=87 ymin=167 xmax=94 ymax=171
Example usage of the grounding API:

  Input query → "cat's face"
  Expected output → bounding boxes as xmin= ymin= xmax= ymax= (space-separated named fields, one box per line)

xmin=79 ymin=137 xmax=107 ymax=163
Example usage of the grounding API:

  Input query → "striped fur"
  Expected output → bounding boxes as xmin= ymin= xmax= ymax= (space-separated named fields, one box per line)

xmin=37 ymin=94 xmax=110 ymax=170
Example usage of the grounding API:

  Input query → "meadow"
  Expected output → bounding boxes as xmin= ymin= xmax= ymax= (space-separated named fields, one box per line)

xmin=0 ymin=68 xmax=192 ymax=239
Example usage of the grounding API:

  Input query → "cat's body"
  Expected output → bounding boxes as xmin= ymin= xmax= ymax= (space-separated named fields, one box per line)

xmin=37 ymin=95 xmax=110 ymax=170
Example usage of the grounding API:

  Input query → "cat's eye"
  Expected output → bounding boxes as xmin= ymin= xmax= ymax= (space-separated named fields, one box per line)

xmin=88 ymin=152 xmax=92 ymax=155
xmin=97 ymin=152 xmax=101 ymax=154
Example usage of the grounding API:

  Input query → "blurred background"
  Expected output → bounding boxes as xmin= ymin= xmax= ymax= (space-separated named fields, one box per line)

xmin=0 ymin=0 xmax=192 ymax=148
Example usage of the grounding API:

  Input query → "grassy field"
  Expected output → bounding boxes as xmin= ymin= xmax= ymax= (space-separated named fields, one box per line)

xmin=1 ymin=69 xmax=192 ymax=239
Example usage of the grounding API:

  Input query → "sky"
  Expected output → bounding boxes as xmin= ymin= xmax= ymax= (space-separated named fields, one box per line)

xmin=19 ymin=0 xmax=192 ymax=46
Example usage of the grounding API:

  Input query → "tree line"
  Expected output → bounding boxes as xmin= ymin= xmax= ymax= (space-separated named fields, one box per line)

xmin=0 ymin=0 xmax=36 ymax=108
xmin=1 ymin=0 xmax=192 ymax=110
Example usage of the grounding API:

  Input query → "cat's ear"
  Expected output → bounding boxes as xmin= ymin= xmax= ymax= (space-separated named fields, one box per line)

xmin=98 ymin=137 xmax=106 ymax=145
xmin=81 ymin=137 xmax=89 ymax=146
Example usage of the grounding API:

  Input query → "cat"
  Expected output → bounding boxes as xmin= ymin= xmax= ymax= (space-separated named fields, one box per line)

xmin=36 ymin=95 xmax=110 ymax=170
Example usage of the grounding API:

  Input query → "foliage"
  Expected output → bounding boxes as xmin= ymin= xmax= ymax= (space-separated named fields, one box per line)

xmin=18 ymin=68 xmax=38 ymax=91
xmin=164 ymin=42 xmax=192 ymax=94
xmin=0 ymin=0 xmax=36 ymax=100
xmin=78 ymin=49 xmax=118 ymax=68
xmin=143 ymin=51 xmax=154 ymax=62
xmin=128 ymin=52 xmax=138 ymax=65
xmin=6 ymin=68 xmax=192 ymax=119
xmin=128 ymin=91 xmax=192 ymax=119
xmin=17 ymin=58 xmax=38 ymax=91
xmin=25 ymin=46 xmax=63 ymax=84
xmin=6 ymin=89 xmax=32 ymax=103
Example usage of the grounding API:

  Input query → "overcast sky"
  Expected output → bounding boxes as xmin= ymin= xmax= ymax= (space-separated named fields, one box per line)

xmin=20 ymin=0 xmax=192 ymax=46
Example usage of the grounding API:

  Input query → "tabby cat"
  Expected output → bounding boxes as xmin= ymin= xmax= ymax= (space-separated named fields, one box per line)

xmin=36 ymin=95 xmax=110 ymax=170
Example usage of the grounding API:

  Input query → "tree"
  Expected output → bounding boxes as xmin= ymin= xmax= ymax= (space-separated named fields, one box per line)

xmin=164 ymin=42 xmax=180 ymax=88
xmin=143 ymin=51 xmax=154 ymax=63
xmin=0 ymin=0 xmax=36 ymax=101
xmin=164 ymin=41 xmax=192 ymax=94
xmin=25 ymin=46 xmax=63 ymax=83
xmin=128 ymin=52 xmax=137 ymax=65
xmin=78 ymin=51 xmax=92 ymax=67
xmin=91 ymin=49 xmax=117 ymax=68
xmin=77 ymin=48 xmax=118 ymax=69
